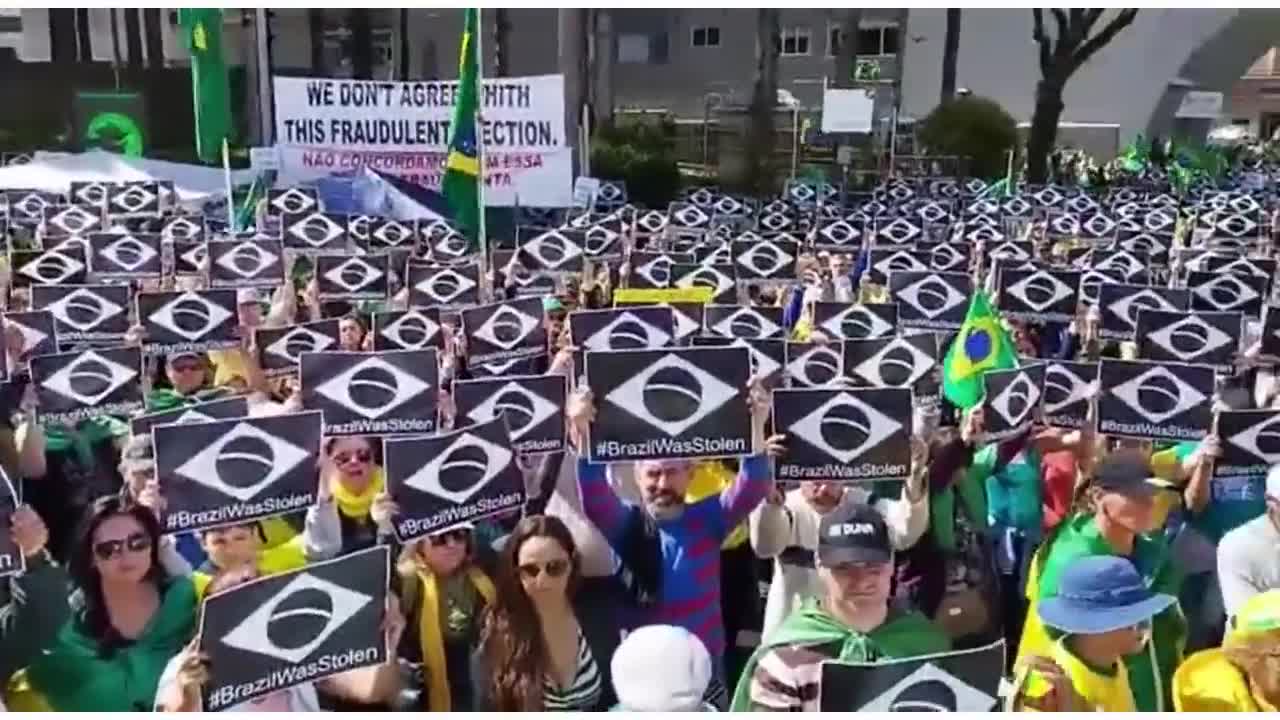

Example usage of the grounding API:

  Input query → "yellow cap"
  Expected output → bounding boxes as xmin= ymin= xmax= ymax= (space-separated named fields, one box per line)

xmin=1231 ymin=589 xmax=1280 ymax=639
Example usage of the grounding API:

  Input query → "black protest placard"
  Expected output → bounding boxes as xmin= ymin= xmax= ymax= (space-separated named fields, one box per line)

xmin=301 ymin=349 xmax=438 ymax=436
xmin=519 ymin=228 xmax=586 ymax=274
xmin=361 ymin=217 xmax=416 ymax=252
xmin=3 ymin=310 xmax=57 ymax=361
xmin=866 ymin=246 xmax=930 ymax=285
xmin=11 ymin=248 xmax=87 ymax=286
xmin=454 ymin=374 xmax=567 ymax=454
xmin=461 ymin=297 xmax=547 ymax=366
xmin=703 ymin=304 xmax=785 ymax=340
xmin=786 ymin=342 xmax=844 ymax=388
xmin=209 ymin=239 xmax=285 ymax=288
xmin=199 ymin=546 xmax=388 ymax=711
xmin=0 ymin=470 xmax=21 ymax=578
xmin=1098 ymin=359 xmax=1213 ymax=442
xmin=627 ymin=252 xmax=679 ymax=289
xmin=585 ymin=346 xmax=751 ymax=462
xmin=256 ymin=319 xmax=342 ymax=377
xmin=87 ymin=232 xmax=161 ymax=280
xmin=890 ymin=271 xmax=971 ymax=331
xmin=267 ymin=187 xmax=320 ymax=217
xmin=407 ymin=262 xmax=481 ymax=309
xmin=570 ymin=306 xmax=675 ymax=352
xmin=1136 ymin=310 xmax=1241 ymax=369
xmin=6 ymin=190 xmax=60 ymax=223
xmin=494 ymin=248 xmax=558 ymax=298
xmin=672 ymin=263 xmax=736 ymax=304
xmin=31 ymin=345 xmax=142 ymax=424
xmin=172 ymin=240 xmax=206 ymax=276
xmin=160 ymin=215 xmax=204 ymax=242
xmin=138 ymin=289 xmax=240 ymax=355
xmin=772 ymin=387 xmax=912 ymax=482
xmin=31 ymin=284 xmax=131 ymax=348
xmin=386 ymin=418 xmax=524 ymax=540
xmin=1263 ymin=306 xmax=1280 ymax=357
xmin=820 ymin=641 xmax=1005 ymax=712
xmin=1041 ymin=360 xmax=1098 ymax=429
xmin=471 ymin=356 xmax=542 ymax=378
xmin=844 ymin=335 xmax=937 ymax=390
xmin=982 ymin=365 xmax=1045 ymax=440
xmin=154 ymin=411 xmax=322 ymax=534
xmin=427 ymin=227 xmax=475 ymax=263
xmin=69 ymin=180 xmax=110 ymax=208
xmin=997 ymin=268 xmax=1082 ymax=323
xmin=734 ymin=238 xmax=798 ymax=281
xmin=316 ymin=253 xmax=389 ymax=301
xmin=372 ymin=308 xmax=444 ymax=351
xmin=695 ymin=336 xmax=786 ymax=389
xmin=813 ymin=302 xmax=897 ymax=340
xmin=1187 ymin=271 xmax=1267 ymax=318
xmin=107 ymin=181 xmax=162 ymax=217
xmin=43 ymin=204 xmax=102 ymax=236
xmin=282 ymin=211 xmax=348 ymax=252
xmin=130 ymin=395 xmax=250 ymax=437
xmin=1216 ymin=409 xmax=1280 ymax=486
xmin=1098 ymin=285 xmax=1191 ymax=342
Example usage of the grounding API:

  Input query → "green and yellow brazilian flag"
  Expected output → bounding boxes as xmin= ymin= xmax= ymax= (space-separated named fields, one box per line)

xmin=442 ymin=8 xmax=482 ymax=248
xmin=942 ymin=289 xmax=1019 ymax=409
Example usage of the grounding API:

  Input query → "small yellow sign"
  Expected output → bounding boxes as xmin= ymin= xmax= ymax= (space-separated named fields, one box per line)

xmin=192 ymin=22 xmax=207 ymax=52
xmin=613 ymin=287 xmax=715 ymax=304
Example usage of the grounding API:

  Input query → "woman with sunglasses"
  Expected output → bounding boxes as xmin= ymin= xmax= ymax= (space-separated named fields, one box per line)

xmin=24 ymin=495 xmax=196 ymax=711
xmin=387 ymin=521 xmax=495 ymax=712
xmin=473 ymin=515 xmax=619 ymax=712
xmin=325 ymin=436 xmax=386 ymax=554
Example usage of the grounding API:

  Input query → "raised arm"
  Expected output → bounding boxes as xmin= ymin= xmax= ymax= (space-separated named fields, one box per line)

xmin=719 ymin=375 xmax=782 ymax=530
xmin=567 ymin=387 xmax=630 ymax=546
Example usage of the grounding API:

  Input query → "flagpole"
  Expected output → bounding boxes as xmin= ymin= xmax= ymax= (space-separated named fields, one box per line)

xmin=473 ymin=8 xmax=490 ymax=287
xmin=222 ymin=138 xmax=235 ymax=231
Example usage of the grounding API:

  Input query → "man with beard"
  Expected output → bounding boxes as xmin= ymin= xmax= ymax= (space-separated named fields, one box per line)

xmin=749 ymin=442 xmax=930 ymax=638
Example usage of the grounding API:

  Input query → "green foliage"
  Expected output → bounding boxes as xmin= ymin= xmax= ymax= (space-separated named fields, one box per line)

xmin=919 ymin=96 xmax=1017 ymax=180
xmin=590 ymin=118 xmax=682 ymax=208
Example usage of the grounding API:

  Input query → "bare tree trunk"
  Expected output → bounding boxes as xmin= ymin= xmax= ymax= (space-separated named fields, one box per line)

xmin=308 ymin=10 xmax=325 ymax=74
xmin=398 ymin=9 xmax=409 ymax=80
xmin=559 ymin=8 xmax=587 ymax=176
xmin=1026 ymin=78 xmax=1065 ymax=183
xmin=834 ymin=9 xmax=861 ymax=89
xmin=348 ymin=9 xmax=373 ymax=79
xmin=493 ymin=8 xmax=510 ymax=76
xmin=940 ymin=9 xmax=961 ymax=102
xmin=747 ymin=9 xmax=780 ymax=194
xmin=591 ymin=9 xmax=615 ymax=129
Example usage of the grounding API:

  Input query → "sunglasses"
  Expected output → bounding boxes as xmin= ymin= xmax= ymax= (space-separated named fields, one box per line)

xmin=170 ymin=361 xmax=204 ymax=373
xmin=93 ymin=532 xmax=152 ymax=561
xmin=427 ymin=529 xmax=469 ymax=547
xmin=518 ymin=558 xmax=570 ymax=580
xmin=333 ymin=450 xmax=373 ymax=465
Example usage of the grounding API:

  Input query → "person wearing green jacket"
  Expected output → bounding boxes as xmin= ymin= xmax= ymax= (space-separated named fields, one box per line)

xmin=0 ymin=505 xmax=69 ymax=688
xmin=26 ymin=495 xmax=196 ymax=712
xmin=732 ymin=504 xmax=951 ymax=711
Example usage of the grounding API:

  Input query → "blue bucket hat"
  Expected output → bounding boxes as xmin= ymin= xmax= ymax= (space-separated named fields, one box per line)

xmin=1037 ymin=556 xmax=1175 ymax=635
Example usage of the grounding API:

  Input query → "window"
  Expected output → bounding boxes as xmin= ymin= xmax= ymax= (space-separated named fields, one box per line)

xmin=855 ymin=25 xmax=900 ymax=56
xmin=618 ymin=32 xmax=668 ymax=64
xmin=827 ymin=25 xmax=842 ymax=57
xmin=691 ymin=26 xmax=720 ymax=48
xmin=776 ymin=26 xmax=811 ymax=57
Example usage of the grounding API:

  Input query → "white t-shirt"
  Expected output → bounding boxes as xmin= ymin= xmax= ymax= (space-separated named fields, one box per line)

xmin=155 ymin=654 xmax=322 ymax=712
xmin=1218 ymin=513 xmax=1280 ymax=617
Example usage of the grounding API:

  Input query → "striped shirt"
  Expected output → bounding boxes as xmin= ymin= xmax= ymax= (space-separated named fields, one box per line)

xmin=542 ymin=629 xmax=602 ymax=711
xmin=749 ymin=641 xmax=843 ymax=712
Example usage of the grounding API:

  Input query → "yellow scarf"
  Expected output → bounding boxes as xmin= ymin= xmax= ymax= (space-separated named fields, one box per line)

xmin=417 ymin=566 xmax=495 ymax=712
xmin=331 ymin=466 xmax=386 ymax=520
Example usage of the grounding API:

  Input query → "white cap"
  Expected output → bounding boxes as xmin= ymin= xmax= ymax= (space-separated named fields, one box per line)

xmin=611 ymin=625 xmax=712 ymax=712
xmin=1267 ymin=465 xmax=1280 ymax=500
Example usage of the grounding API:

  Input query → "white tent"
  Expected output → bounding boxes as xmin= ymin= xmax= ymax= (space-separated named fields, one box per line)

xmin=0 ymin=149 xmax=255 ymax=203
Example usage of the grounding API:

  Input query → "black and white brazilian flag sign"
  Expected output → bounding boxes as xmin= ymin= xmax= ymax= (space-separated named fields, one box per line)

xmin=130 ymin=395 xmax=250 ymax=437
xmin=3 ymin=310 xmax=57 ymax=360
xmin=695 ymin=336 xmax=786 ymax=388
xmin=1099 ymin=359 xmax=1213 ymax=442
xmin=0 ymin=469 xmax=22 ymax=578
xmin=107 ymin=181 xmax=162 ymax=217
xmin=172 ymin=240 xmax=206 ymax=276
xmin=734 ymin=238 xmax=798 ymax=281
xmin=1187 ymin=271 xmax=1268 ymax=318
xmin=1136 ymin=310 xmax=1241 ymax=370
xmin=1098 ymin=285 xmax=1191 ymax=342
xmin=283 ymin=212 xmax=348 ymax=253
xmin=454 ymin=374 xmax=567 ymax=453
xmin=385 ymin=417 xmax=525 ymax=540
xmin=209 ymin=239 xmax=285 ymax=289
xmin=407 ymin=263 xmax=481 ymax=308
xmin=820 ymin=641 xmax=1004 ymax=712
xmin=1216 ymin=409 xmax=1280 ymax=487
xmin=267 ymin=187 xmax=320 ymax=217
xmin=154 ymin=411 xmax=323 ymax=534
xmin=786 ymin=342 xmax=844 ymax=388
xmin=771 ymin=387 xmax=912 ymax=482
xmin=997 ymin=268 xmax=1082 ymax=323
xmin=11 ymin=248 xmax=87 ymax=286
xmin=31 ymin=345 xmax=143 ymax=424
xmin=256 ymin=319 xmax=341 ymax=377
xmin=462 ymin=297 xmax=547 ymax=365
xmin=703 ymin=304 xmax=784 ymax=340
xmin=87 ymin=232 xmax=161 ymax=280
xmin=316 ymin=254 xmax=389 ymax=301
xmin=199 ymin=546 xmax=389 ymax=711
xmin=301 ymin=350 xmax=438 ymax=436
xmin=32 ymin=284 xmax=130 ymax=347
xmin=843 ymin=336 xmax=937 ymax=391
xmin=1041 ymin=360 xmax=1098 ymax=430
xmin=890 ymin=271 xmax=971 ymax=331
xmin=812 ymin=303 xmax=897 ymax=340
xmin=570 ymin=306 xmax=675 ymax=351
xmin=138 ymin=289 xmax=240 ymax=355
xmin=372 ymin=308 xmax=443 ymax=351
xmin=982 ymin=365 xmax=1045 ymax=440
xmin=470 ymin=356 xmax=541 ymax=378
xmin=586 ymin=346 xmax=751 ymax=461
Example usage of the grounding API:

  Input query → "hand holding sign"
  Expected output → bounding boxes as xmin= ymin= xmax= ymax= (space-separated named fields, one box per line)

xmin=10 ymin=505 xmax=49 ymax=558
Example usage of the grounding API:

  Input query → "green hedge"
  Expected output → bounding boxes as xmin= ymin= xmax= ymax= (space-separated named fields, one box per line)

xmin=590 ymin=119 xmax=682 ymax=208
xmin=919 ymin=95 xmax=1017 ymax=180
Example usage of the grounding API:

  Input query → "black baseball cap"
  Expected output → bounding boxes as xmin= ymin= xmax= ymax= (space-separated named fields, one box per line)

xmin=817 ymin=504 xmax=892 ymax=566
xmin=1094 ymin=450 xmax=1175 ymax=497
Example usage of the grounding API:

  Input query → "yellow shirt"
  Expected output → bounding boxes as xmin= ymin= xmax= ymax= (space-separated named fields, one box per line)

xmin=207 ymin=348 xmax=251 ymax=387
xmin=1021 ymin=640 xmax=1135 ymax=712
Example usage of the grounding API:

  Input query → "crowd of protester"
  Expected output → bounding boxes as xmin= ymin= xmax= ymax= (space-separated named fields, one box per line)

xmin=2 ymin=201 xmax=1280 ymax=715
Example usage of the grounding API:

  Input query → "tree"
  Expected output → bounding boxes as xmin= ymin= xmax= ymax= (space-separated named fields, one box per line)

xmin=308 ymin=10 xmax=325 ymax=73
xmin=833 ymin=9 xmax=861 ymax=89
xmin=746 ymin=9 xmax=780 ymax=194
xmin=398 ymin=9 xmax=409 ymax=80
xmin=347 ymin=9 xmax=373 ymax=79
xmin=940 ymin=9 xmax=961 ymax=102
xmin=1026 ymin=9 xmax=1138 ymax=182
xmin=494 ymin=8 xmax=511 ymax=76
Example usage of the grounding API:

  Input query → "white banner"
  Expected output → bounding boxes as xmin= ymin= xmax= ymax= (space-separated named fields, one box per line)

xmin=273 ymin=74 xmax=571 ymax=207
